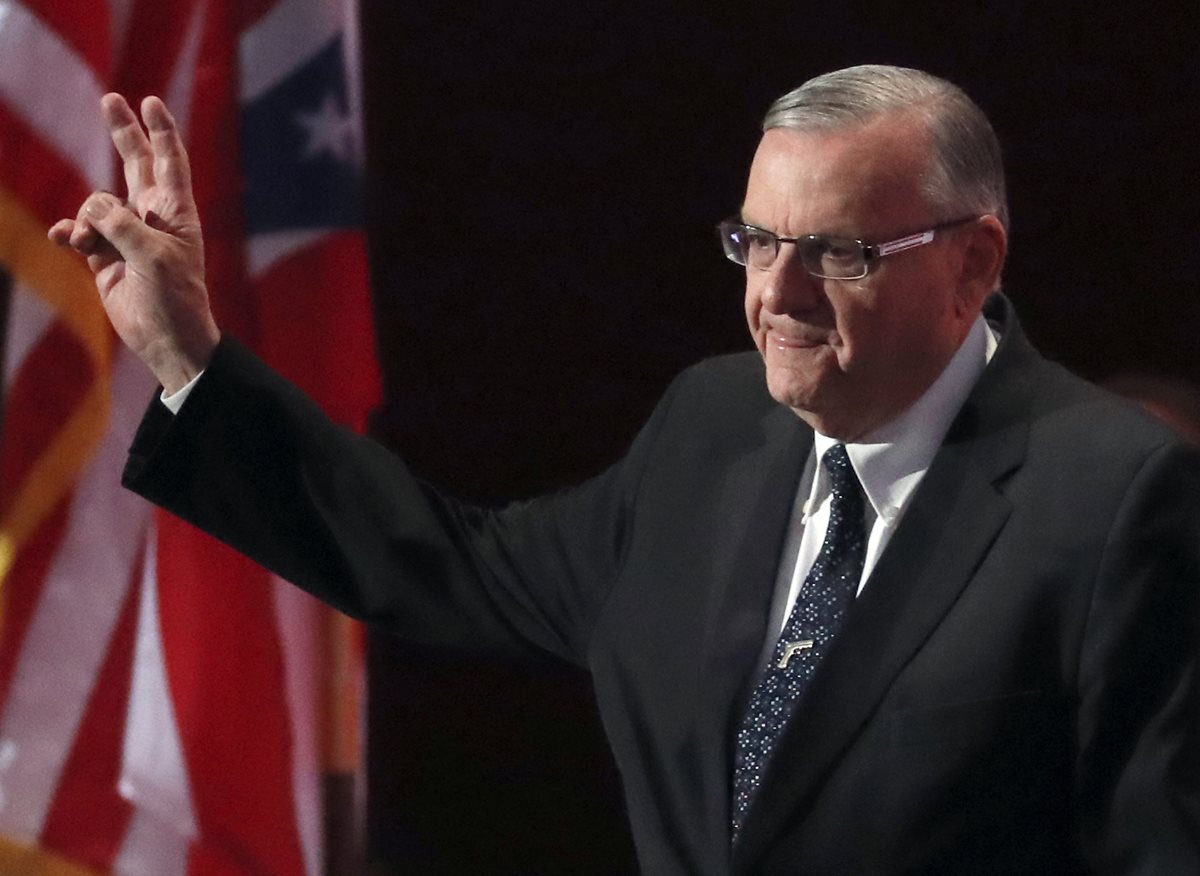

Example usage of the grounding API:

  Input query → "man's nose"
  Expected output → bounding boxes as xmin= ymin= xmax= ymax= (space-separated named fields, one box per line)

xmin=760 ymin=243 xmax=821 ymax=315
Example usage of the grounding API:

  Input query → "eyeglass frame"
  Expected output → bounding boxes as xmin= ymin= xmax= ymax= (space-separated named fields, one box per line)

xmin=716 ymin=215 xmax=979 ymax=280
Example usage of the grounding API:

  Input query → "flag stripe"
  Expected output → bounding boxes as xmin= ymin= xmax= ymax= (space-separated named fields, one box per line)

xmin=114 ymin=807 xmax=189 ymax=876
xmin=4 ymin=1 xmax=110 ymax=84
xmin=115 ymin=530 xmax=196 ymax=876
xmin=0 ymin=498 xmax=70 ymax=708
xmin=272 ymin=579 xmax=322 ymax=876
xmin=108 ymin=0 xmax=137 ymax=67
xmin=39 ymin=563 xmax=140 ymax=870
xmin=0 ymin=323 xmax=92 ymax=520
xmin=0 ymin=104 xmax=92 ymax=233
xmin=254 ymin=231 xmax=377 ymax=424
xmin=155 ymin=515 xmax=307 ymax=873
xmin=114 ymin=0 xmax=204 ymax=126
xmin=239 ymin=0 xmax=346 ymax=103
xmin=0 ymin=2 xmax=110 ymax=192
xmin=2 ymin=285 xmax=56 ymax=392
xmin=0 ymin=349 xmax=151 ymax=840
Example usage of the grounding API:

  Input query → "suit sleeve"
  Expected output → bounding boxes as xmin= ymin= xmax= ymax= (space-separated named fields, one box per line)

xmin=1075 ymin=440 xmax=1200 ymax=872
xmin=122 ymin=337 xmax=680 ymax=667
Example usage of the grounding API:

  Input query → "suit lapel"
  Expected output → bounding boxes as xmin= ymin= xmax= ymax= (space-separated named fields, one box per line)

xmin=685 ymin=402 xmax=811 ymax=856
xmin=733 ymin=425 xmax=1025 ymax=869
xmin=732 ymin=295 xmax=1036 ymax=869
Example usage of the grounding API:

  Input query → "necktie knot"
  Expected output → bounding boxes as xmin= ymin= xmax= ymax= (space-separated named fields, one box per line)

xmin=821 ymin=442 xmax=856 ymax=494
xmin=821 ymin=443 xmax=865 ymax=549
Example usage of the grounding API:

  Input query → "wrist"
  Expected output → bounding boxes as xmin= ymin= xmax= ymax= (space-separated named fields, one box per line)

xmin=143 ymin=321 xmax=220 ymax=394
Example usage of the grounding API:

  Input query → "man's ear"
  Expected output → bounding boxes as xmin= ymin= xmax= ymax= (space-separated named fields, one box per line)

xmin=956 ymin=214 xmax=1007 ymax=314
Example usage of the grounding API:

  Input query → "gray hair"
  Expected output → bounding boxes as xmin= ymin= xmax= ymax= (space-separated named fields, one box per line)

xmin=763 ymin=65 xmax=1008 ymax=231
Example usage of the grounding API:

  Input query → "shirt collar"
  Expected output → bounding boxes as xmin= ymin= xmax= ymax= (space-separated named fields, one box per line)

xmin=812 ymin=314 xmax=996 ymax=525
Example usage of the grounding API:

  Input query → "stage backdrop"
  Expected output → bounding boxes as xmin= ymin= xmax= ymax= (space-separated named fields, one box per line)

xmin=359 ymin=2 xmax=1198 ymax=872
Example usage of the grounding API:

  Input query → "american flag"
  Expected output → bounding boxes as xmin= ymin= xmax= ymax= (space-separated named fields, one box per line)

xmin=0 ymin=1 xmax=380 ymax=873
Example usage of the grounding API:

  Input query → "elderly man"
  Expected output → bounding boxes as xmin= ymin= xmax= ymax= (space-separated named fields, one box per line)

xmin=52 ymin=65 xmax=1198 ymax=874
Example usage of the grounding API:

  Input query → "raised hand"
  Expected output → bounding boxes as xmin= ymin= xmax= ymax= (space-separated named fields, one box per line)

xmin=48 ymin=94 xmax=219 ymax=393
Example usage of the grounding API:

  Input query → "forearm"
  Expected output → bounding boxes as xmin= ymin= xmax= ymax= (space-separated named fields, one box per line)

xmin=123 ymin=337 xmax=634 ymax=664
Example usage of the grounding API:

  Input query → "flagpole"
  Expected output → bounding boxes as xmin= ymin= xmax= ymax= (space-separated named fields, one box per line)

xmin=0 ymin=267 xmax=10 ymax=433
xmin=323 ymin=610 xmax=365 ymax=874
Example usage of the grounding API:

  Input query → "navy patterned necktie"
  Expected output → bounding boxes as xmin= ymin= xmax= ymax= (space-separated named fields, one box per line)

xmin=731 ymin=442 xmax=867 ymax=843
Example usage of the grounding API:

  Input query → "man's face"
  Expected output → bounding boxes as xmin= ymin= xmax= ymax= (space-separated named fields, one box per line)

xmin=742 ymin=115 xmax=989 ymax=440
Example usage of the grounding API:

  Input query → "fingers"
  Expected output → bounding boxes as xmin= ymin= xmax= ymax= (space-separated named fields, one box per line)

xmin=141 ymin=95 xmax=193 ymax=199
xmin=50 ymin=94 xmax=198 ymax=280
xmin=48 ymin=200 xmax=125 ymax=279
xmin=47 ymin=218 xmax=76 ymax=246
xmin=101 ymin=93 xmax=194 ymax=207
xmin=102 ymin=93 xmax=154 ymax=203
xmin=55 ymin=194 xmax=113 ymax=255
xmin=68 ymin=215 xmax=100 ymax=253
xmin=80 ymin=191 xmax=153 ymax=259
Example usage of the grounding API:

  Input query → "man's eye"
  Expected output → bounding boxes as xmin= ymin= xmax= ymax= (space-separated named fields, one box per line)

xmin=817 ymin=239 xmax=857 ymax=261
xmin=745 ymin=229 xmax=776 ymax=252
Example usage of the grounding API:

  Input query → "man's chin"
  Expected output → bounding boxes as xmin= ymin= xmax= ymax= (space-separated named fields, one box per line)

xmin=765 ymin=374 xmax=867 ymax=438
xmin=765 ymin=373 xmax=821 ymax=417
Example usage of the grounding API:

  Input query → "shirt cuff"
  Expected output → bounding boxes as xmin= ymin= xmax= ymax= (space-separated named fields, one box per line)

xmin=160 ymin=370 xmax=205 ymax=414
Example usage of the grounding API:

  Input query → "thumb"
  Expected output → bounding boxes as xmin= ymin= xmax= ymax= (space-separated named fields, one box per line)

xmin=83 ymin=192 xmax=156 ymax=259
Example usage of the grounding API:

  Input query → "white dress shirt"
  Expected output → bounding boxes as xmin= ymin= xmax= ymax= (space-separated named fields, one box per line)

xmin=160 ymin=372 xmax=203 ymax=413
xmin=765 ymin=314 xmax=998 ymax=645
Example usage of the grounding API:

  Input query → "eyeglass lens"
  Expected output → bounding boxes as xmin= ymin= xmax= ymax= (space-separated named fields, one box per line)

xmin=722 ymin=223 xmax=866 ymax=279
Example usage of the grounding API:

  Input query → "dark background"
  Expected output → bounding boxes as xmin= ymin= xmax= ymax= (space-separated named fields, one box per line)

xmin=357 ymin=3 xmax=1198 ymax=871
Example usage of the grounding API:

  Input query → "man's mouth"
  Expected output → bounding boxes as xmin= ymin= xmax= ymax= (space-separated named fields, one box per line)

xmin=766 ymin=329 xmax=825 ymax=349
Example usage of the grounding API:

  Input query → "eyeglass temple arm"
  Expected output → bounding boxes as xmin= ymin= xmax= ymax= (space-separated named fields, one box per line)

xmin=868 ymin=230 xmax=935 ymax=260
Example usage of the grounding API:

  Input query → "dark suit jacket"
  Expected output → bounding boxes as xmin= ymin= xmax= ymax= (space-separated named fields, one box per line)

xmin=124 ymin=295 xmax=1200 ymax=874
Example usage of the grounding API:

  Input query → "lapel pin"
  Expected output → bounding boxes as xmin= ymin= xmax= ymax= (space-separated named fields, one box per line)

xmin=776 ymin=639 xmax=814 ymax=669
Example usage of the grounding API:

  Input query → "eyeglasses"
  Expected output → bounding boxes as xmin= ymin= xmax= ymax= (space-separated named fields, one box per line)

xmin=716 ymin=215 xmax=977 ymax=280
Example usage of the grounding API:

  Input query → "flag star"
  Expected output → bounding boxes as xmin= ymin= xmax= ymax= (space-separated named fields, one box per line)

xmin=294 ymin=92 xmax=355 ymax=163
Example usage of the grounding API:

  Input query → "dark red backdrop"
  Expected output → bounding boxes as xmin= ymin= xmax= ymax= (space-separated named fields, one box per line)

xmin=358 ymin=4 xmax=1199 ymax=871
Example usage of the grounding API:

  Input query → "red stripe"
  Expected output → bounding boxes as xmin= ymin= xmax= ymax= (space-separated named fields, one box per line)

xmin=115 ymin=0 xmax=206 ymax=100
xmin=23 ymin=0 xmax=112 ymax=86
xmin=0 ymin=103 xmax=92 ymax=227
xmin=0 ymin=496 xmax=71 ymax=706
xmin=187 ymin=2 xmax=256 ymax=348
xmin=38 ymin=549 xmax=140 ymax=870
xmin=155 ymin=513 xmax=306 ymax=875
xmin=255 ymin=232 xmax=381 ymax=427
xmin=0 ymin=323 xmax=95 ymax=522
xmin=232 ymin=0 xmax=281 ymax=32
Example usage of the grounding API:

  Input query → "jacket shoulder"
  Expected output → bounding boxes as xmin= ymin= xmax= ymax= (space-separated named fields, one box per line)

xmin=667 ymin=351 xmax=775 ymax=412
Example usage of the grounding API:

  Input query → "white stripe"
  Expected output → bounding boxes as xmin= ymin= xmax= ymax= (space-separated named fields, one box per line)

xmin=239 ymin=0 xmax=344 ymax=103
xmin=1 ymin=282 xmax=54 ymax=392
xmin=0 ymin=346 xmax=154 ymax=838
xmin=0 ymin=1 xmax=112 ymax=190
xmin=340 ymin=0 xmax=363 ymax=169
xmin=246 ymin=228 xmax=328 ymax=279
xmin=112 ymin=804 xmax=190 ymax=876
xmin=116 ymin=531 xmax=197 ymax=865
xmin=273 ymin=577 xmax=323 ymax=876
